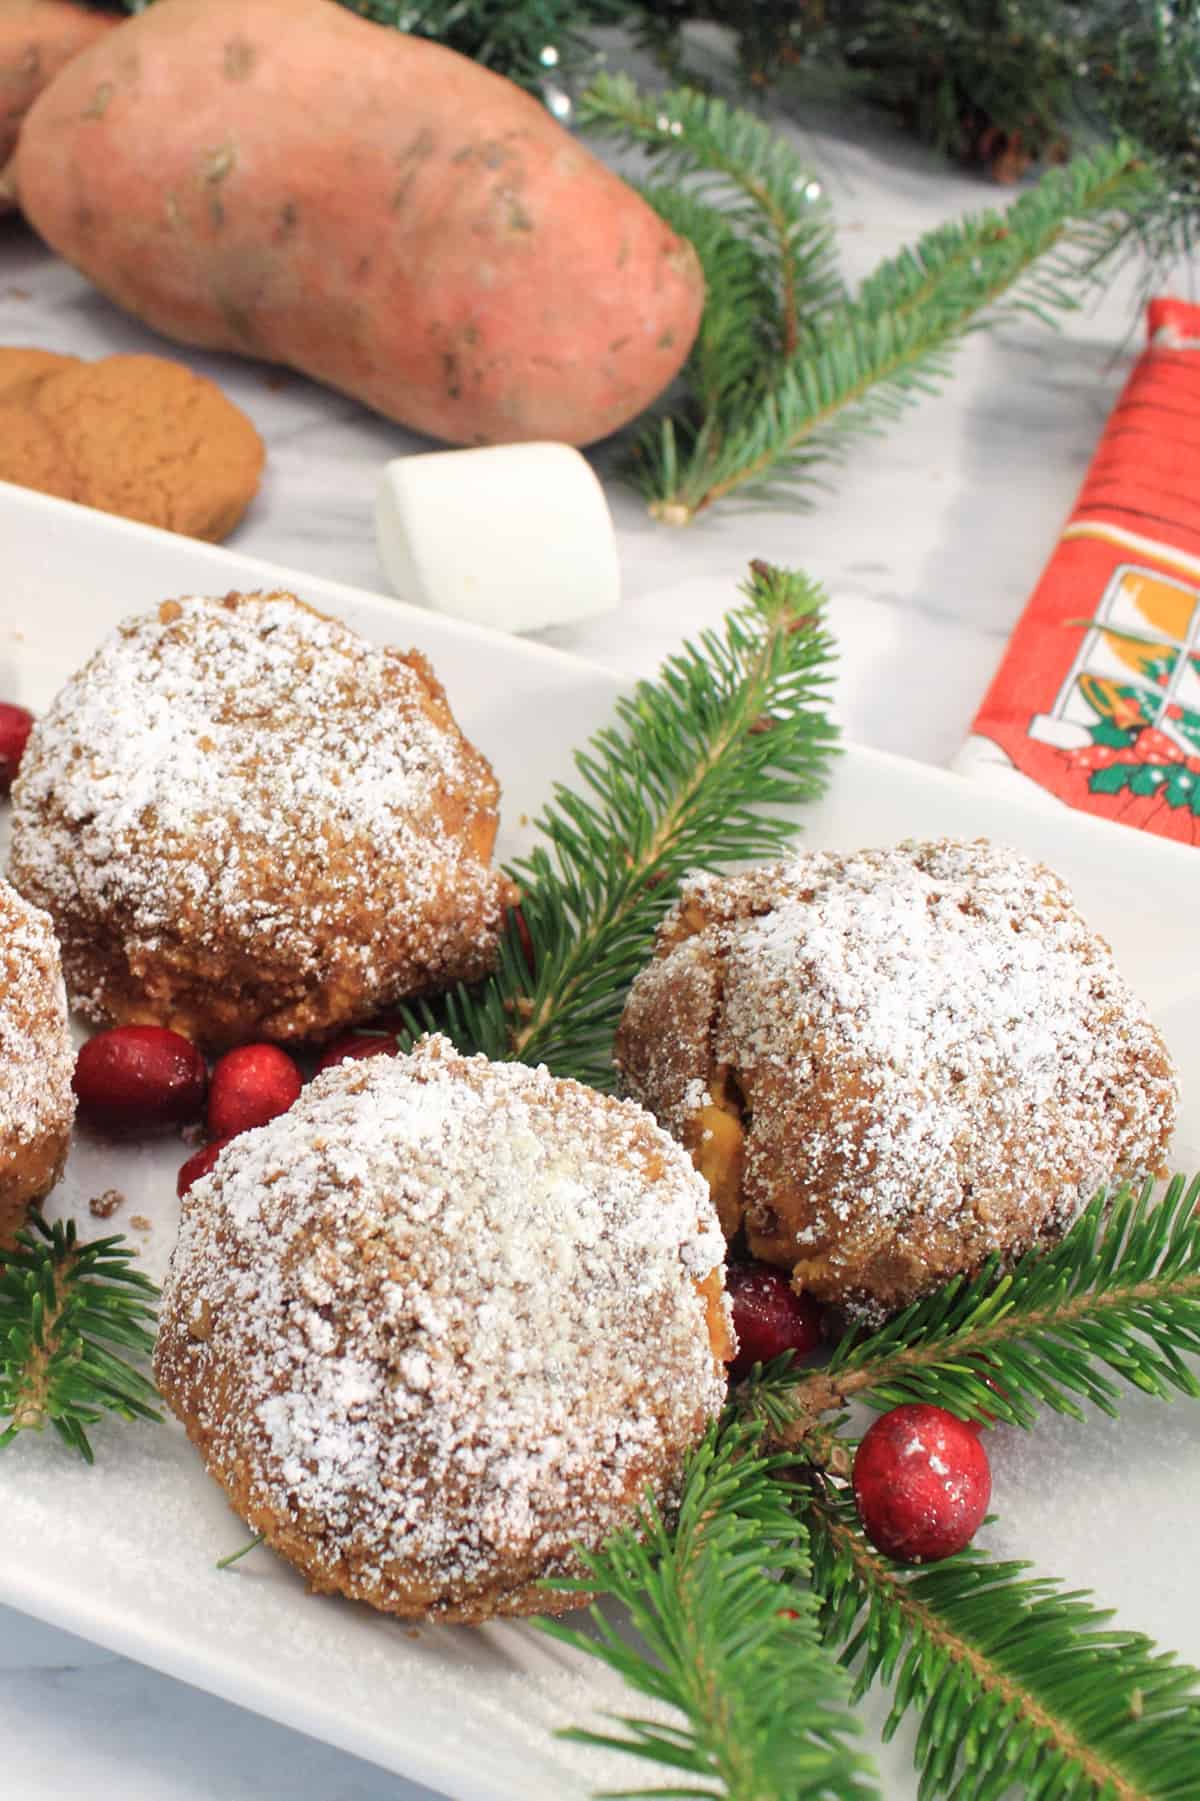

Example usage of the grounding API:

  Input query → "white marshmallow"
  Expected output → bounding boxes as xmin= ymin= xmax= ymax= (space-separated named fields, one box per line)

xmin=375 ymin=442 xmax=620 ymax=634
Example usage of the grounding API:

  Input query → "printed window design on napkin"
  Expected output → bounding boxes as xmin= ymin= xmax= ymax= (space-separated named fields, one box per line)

xmin=961 ymin=298 xmax=1200 ymax=845
xmin=1030 ymin=563 xmax=1200 ymax=809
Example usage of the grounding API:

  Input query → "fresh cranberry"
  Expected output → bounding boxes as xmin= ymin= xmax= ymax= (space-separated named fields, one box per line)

xmin=726 ymin=1261 xmax=823 ymax=1380
xmin=177 ymin=1136 xmax=234 ymax=1198
xmin=853 ymin=1403 xmax=991 ymax=1563
xmin=73 ymin=1026 xmax=207 ymax=1136
xmin=0 ymin=703 xmax=34 ymax=791
xmin=207 ymin=1043 xmax=302 ymax=1140
xmin=315 ymin=1032 xmax=400 ymax=1074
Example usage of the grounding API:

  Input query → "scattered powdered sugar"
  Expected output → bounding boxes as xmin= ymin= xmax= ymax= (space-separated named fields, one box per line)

xmin=0 ymin=876 xmax=74 ymax=1156
xmin=7 ymin=592 xmax=510 ymax=1036
xmin=156 ymin=1037 xmax=729 ymax=1619
xmin=618 ymin=839 xmax=1178 ymax=1313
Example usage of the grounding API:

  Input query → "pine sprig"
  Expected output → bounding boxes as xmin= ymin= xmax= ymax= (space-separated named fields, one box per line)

xmin=758 ymin=1174 xmax=1200 ymax=1442
xmin=559 ymin=1173 xmax=1200 ymax=1797
xmin=539 ymin=1422 xmax=876 ymax=1800
xmin=0 ymin=1213 xmax=160 ymax=1463
xmin=638 ymin=184 xmax=778 ymax=418
xmin=623 ymin=137 xmax=1155 ymax=520
xmin=579 ymin=73 xmax=844 ymax=363
xmin=400 ymin=562 xmax=837 ymax=1088
xmin=807 ymin=1480 xmax=1200 ymax=1801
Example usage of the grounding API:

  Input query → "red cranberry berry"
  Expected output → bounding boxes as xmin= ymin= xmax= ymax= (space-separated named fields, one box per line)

xmin=726 ymin=1261 xmax=823 ymax=1381
xmin=315 ymin=1032 xmax=400 ymax=1075
xmin=73 ymin=1025 xmax=207 ymax=1136
xmin=177 ymin=1136 xmax=234 ymax=1198
xmin=0 ymin=702 xmax=35 ymax=791
xmin=207 ymin=1044 xmax=302 ymax=1140
xmin=853 ymin=1403 xmax=991 ymax=1564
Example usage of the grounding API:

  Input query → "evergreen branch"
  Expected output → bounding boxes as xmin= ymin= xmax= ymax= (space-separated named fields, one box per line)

xmin=807 ymin=1479 xmax=1200 ymax=1801
xmin=637 ymin=184 xmax=778 ymax=418
xmin=0 ymin=1214 xmax=160 ymax=1464
xmin=539 ymin=1422 xmax=876 ymax=1799
xmin=399 ymin=562 xmax=838 ymax=1088
xmin=559 ymin=1173 xmax=1200 ymax=1799
xmin=579 ymin=73 xmax=844 ymax=362
xmin=756 ymin=1175 xmax=1200 ymax=1444
xmin=640 ymin=139 xmax=1154 ymax=520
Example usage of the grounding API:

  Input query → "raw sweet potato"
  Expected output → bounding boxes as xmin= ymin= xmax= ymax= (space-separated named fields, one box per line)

xmin=0 ymin=0 xmax=114 ymax=206
xmin=14 ymin=0 xmax=705 ymax=446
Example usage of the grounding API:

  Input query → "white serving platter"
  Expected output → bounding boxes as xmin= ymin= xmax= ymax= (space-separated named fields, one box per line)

xmin=2 ymin=481 xmax=1199 ymax=1801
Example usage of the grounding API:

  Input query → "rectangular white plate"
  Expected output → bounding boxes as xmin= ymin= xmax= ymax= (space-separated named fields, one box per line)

xmin=2 ymin=482 xmax=1199 ymax=1801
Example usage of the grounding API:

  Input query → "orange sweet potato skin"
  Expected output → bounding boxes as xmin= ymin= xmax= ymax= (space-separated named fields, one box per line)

xmin=0 ymin=0 xmax=114 ymax=203
xmin=14 ymin=0 xmax=705 ymax=446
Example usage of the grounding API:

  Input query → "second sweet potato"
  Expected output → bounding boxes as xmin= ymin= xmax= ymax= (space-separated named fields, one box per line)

xmin=0 ymin=0 xmax=114 ymax=204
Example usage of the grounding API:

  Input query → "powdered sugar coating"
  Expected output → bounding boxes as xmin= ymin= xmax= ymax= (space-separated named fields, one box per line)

xmin=616 ymin=839 xmax=1178 ymax=1317
xmin=155 ymin=1037 xmax=730 ymax=1622
xmin=0 ymin=876 xmax=75 ymax=1241
xmin=8 ymin=591 xmax=512 ymax=1049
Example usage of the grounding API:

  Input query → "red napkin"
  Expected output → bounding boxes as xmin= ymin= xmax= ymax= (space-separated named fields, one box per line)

xmin=963 ymin=298 xmax=1200 ymax=845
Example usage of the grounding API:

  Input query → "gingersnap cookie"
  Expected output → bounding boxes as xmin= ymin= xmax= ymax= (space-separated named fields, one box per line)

xmin=615 ymin=838 xmax=1178 ymax=1321
xmin=0 ymin=352 xmax=263 ymax=540
xmin=0 ymin=877 xmax=75 ymax=1249
xmin=0 ymin=397 xmax=75 ymax=500
xmin=9 ymin=590 xmax=515 ymax=1050
xmin=0 ymin=348 xmax=81 ymax=405
xmin=155 ymin=1037 xmax=731 ymax=1624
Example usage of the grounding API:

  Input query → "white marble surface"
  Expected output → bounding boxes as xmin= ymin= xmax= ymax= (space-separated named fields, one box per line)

xmin=0 ymin=75 xmax=1193 ymax=1801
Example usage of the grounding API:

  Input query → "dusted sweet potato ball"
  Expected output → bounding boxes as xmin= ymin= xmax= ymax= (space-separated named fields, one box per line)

xmin=615 ymin=839 xmax=1178 ymax=1321
xmin=0 ymin=877 xmax=74 ymax=1247
xmin=154 ymin=1036 xmax=731 ymax=1624
xmin=8 ymin=591 xmax=514 ymax=1051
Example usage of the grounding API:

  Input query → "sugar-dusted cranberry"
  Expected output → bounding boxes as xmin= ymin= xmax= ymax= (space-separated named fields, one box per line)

xmin=207 ymin=1043 xmax=302 ymax=1140
xmin=726 ymin=1260 xmax=823 ymax=1380
xmin=73 ymin=1025 xmax=207 ymax=1136
xmin=315 ymin=1032 xmax=400 ymax=1075
xmin=853 ymin=1403 xmax=991 ymax=1564
xmin=177 ymin=1136 xmax=234 ymax=1198
xmin=0 ymin=703 xmax=35 ymax=791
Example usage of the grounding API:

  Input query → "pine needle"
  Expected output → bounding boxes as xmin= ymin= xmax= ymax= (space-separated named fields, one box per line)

xmin=539 ymin=1421 xmax=876 ymax=1800
xmin=634 ymin=140 xmax=1155 ymax=520
xmin=398 ymin=561 xmax=838 ymax=1088
xmin=579 ymin=74 xmax=844 ymax=363
xmin=575 ymin=74 xmax=1159 ymax=521
xmin=761 ymin=1174 xmax=1200 ymax=1438
xmin=0 ymin=1213 xmax=160 ymax=1464
xmin=562 ymin=1174 xmax=1200 ymax=1797
xmin=808 ymin=1481 xmax=1200 ymax=1801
